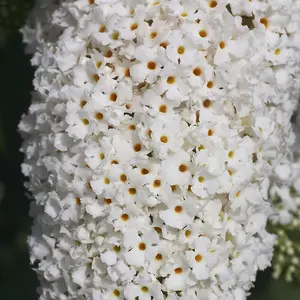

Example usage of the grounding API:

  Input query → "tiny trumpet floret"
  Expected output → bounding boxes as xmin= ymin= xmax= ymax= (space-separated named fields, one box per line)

xmin=19 ymin=0 xmax=300 ymax=299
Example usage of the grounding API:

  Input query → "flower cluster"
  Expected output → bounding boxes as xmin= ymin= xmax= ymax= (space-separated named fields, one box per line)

xmin=269 ymin=105 xmax=300 ymax=283
xmin=272 ymin=228 xmax=300 ymax=282
xmin=270 ymin=157 xmax=300 ymax=226
xmin=270 ymin=105 xmax=300 ymax=225
xmin=20 ymin=0 xmax=300 ymax=299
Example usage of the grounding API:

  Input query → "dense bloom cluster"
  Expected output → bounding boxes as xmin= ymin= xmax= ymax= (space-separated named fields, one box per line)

xmin=20 ymin=0 xmax=300 ymax=299
xmin=269 ymin=105 xmax=300 ymax=283
xmin=270 ymin=106 xmax=300 ymax=225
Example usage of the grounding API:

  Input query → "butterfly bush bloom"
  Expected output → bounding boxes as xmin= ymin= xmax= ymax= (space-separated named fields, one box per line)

xmin=269 ymin=105 xmax=300 ymax=282
xmin=20 ymin=0 xmax=300 ymax=299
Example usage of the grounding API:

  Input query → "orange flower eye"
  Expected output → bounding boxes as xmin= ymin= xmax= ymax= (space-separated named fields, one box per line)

xmin=185 ymin=229 xmax=192 ymax=237
xmin=105 ymin=50 xmax=113 ymax=58
xmin=203 ymin=99 xmax=211 ymax=108
xmin=171 ymin=185 xmax=177 ymax=192
xmin=112 ymin=32 xmax=119 ymax=40
xmin=219 ymin=41 xmax=226 ymax=49
xmin=153 ymin=180 xmax=161 ymax=188
xmin=167 ymin=76 xmax=175 ymax=84
xmin=159 ymin=104 xmax=167 ymax=113
xmin=141 ymin=168 xmax=149 ymax=175
xmin=160 ymin=42 xmax=168 ymax=49
xmin=174 ymin=206 xmax=183 ymax=213
xmin=154 ymin=226 xmax=162 ymax=234
xmin=195 ymin=254 xmax=203 ymax=262
xmin=95 ymin=112 xmax=103 ymax=120
xmin=179 ymin=164 xmax=188 ymax=172
xmin=99 ymin=25 xmax=106 ymax=32
xmin=82 ymin=119 xmax=89 ymax=125
xmin=110 ymin=93 xmax=117 ymax=102
xmin=124 ymin=68 xmax=131 ymax=77
xmin=138 ymin=242 xmax=146 ymax=250
xmin=207 ymin=81 xmax=214 ymax=88
xmin=131 ymin=23 xmax=138 ymax=30
xmin=155 ymin=253 xmax=163 ymax=260
xmin=128 ymin=188 xmax=136 ymax=195
xmin=104 ymin=198 xmax=112 ymax=205
xmin=93 ymin=74 xmax=100 ymax=82
xmin=193 ymin=68 xmax=202 ymax=76
xmin=121 ymin=214 xmax=129 ymax=221
xmin=199 ymin=30 xmax=207 ymax=38
xmin=160 ymin=136 xmax=168 ymax=143
xmin=133 ymin=144 xmax=142 ymax=152
xmin=80 ymin=100 xmax=87 ymax=108
xmin=177 ymin=46 xmax=185 ymax=54
xmin=147 ymin=61 xmax=156 ymax=70
xmin=150 ymin=32 xmax=157 ymax=39
xmin=260 ymin=18 xmax=268 ymax=28
xmin=209 ymin=0 xmax=217 ymax=8
xmin=120 ymin=174 xmax=127 ymax=182
xmin=174 ymin=267 xmax=183 ymax=274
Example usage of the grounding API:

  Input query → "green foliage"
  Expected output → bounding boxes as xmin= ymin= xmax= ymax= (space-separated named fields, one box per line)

xmin=269 ymin=223 xmax=300 ymax=283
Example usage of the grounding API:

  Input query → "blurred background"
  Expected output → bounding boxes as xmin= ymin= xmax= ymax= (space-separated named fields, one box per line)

xmin=0 ymin=1 xmax=300 ymax=299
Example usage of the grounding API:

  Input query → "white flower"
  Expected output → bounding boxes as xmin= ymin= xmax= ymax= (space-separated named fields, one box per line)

xmin=123 ymin=228 xmax=157 ymax=268
xmin=162 ymin=257 xmax=193 ymax=292
xmin=159 ymin=203 xmax=194 ymax=230
xmin=191 ymin=169 xmax=220 ymax=198
xmin=150 ymin=114 xmax=186 ymax=157
xmin=130 ymin=45 xmax=165 ymax=84
xmin=161 ymin=151 xmax=191 ymax=186
xmin=165 ymin=30 xmax=197 ymax=66
xmin=186 ymin=236 xmax=220 ymax=280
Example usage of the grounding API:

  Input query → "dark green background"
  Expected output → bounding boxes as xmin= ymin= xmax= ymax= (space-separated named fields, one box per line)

xmin=0 ymin=13 xmax=300 ymax=300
